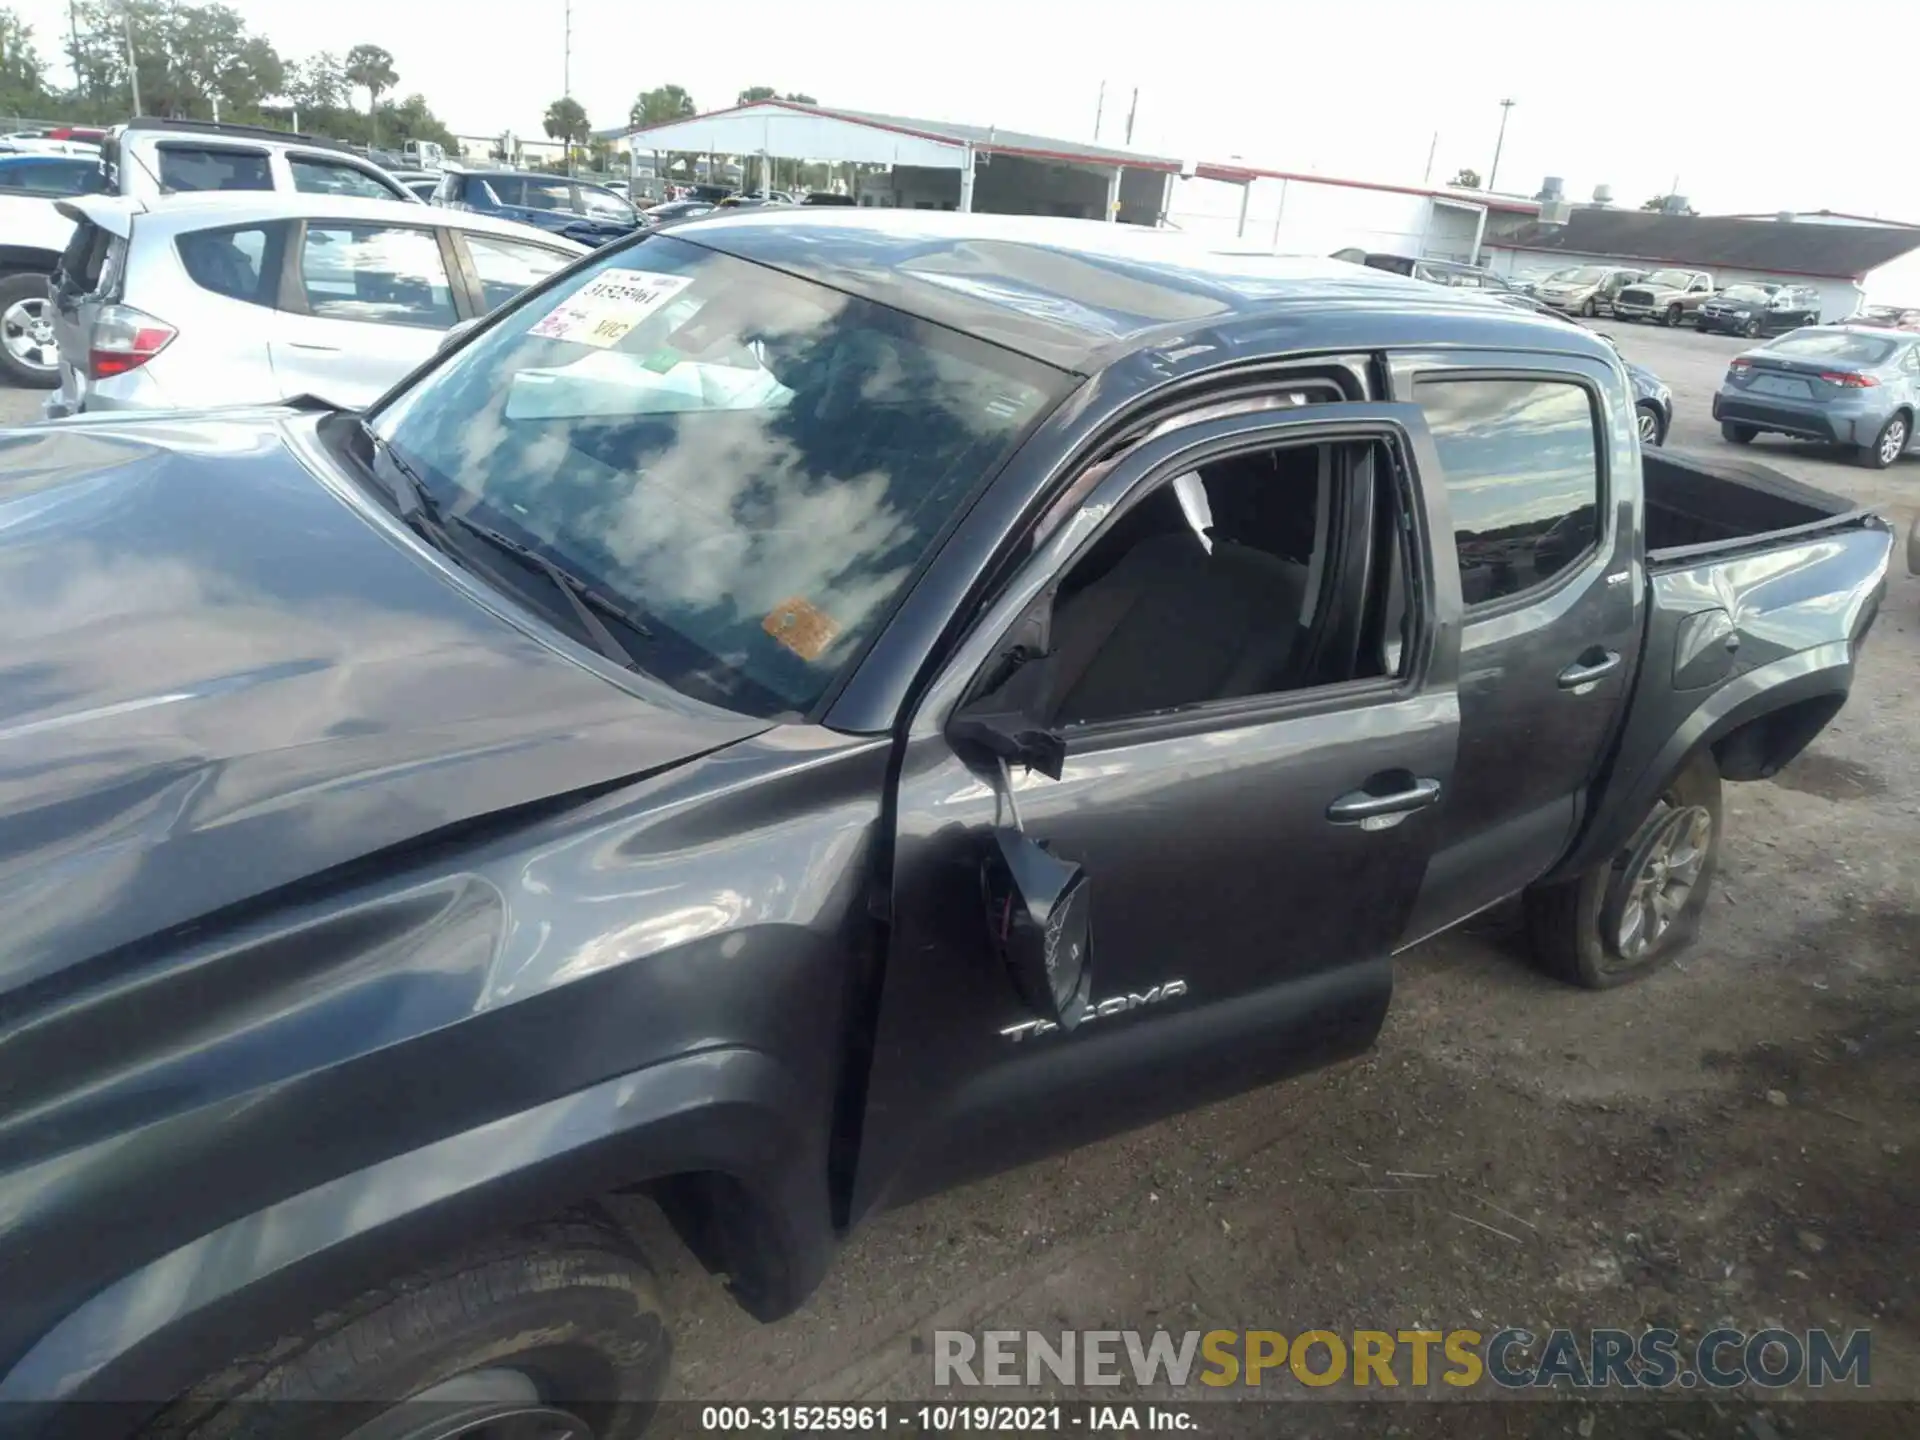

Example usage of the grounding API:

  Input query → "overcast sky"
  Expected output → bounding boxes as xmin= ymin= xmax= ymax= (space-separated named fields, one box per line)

xmin=13 ymin=0 xmax=1918 ymax=218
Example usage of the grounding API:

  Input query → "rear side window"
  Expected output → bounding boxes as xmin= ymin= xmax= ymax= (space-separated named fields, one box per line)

xmin=461 ymin=232 xmax=573 ymax=311
xmin=57 ymin=220 xmax=116 ymax=296
xmin=0 ymin=158 xmax=102 ymax=194
xmin=1413 ymin=377 xmax=1601 ymax=608
xmin=289 ymin=157 xmax=403 ymax=200
xmin=298 ymin=223 xmax=456 ymax=328
xmin=157 ymin=146 xmax=272 ymax=192
xmin=177 ymin=223 xmax=286 ymax=307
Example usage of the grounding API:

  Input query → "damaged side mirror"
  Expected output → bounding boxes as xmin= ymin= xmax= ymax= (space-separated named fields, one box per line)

xmin=949 ymin=604 xmax=1091 ymax=1031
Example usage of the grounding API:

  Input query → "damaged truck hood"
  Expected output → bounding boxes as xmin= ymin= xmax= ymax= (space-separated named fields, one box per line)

xmin=0 ymin=413 xmax=768 ymax=998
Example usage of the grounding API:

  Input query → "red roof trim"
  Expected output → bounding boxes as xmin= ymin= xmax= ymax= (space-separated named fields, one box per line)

xmin=1485 ymin=240 xmax=1866 ymax=282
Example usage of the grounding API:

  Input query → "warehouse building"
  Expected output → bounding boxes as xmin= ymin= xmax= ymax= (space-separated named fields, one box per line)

xmin=610 ymin=100 xmax=1538 ymax=259
xmin=1481 ymin=208 xmax=1920 ymax=317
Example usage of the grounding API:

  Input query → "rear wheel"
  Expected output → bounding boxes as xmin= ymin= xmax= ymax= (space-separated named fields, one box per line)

xmin=143 ymin=1221 xmax=669 ymax=1440
xmin=1523 ymin=750 xmax=1722 ymax=989
xmin=1721 ymin=421 xmax=1757 ymax=444
xmin=0 ymin=272 xmax=60 ymax=389
xmin=1860 ymin=412 xmax=1909 ymax=469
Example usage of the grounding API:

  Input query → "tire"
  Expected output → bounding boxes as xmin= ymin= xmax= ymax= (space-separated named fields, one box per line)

xmin=1581 ymin=298 xmax=1597 ymax=317
xmin=1859 ymin=411 xmax=1910 ymax=470
xmin=1721 ymin=421 xmax=1756 ymax=444
xmin=1663 ymin=304 xmax=1684 ymax=328
xmin=1635 ymin=402 xmax=1664 ymax=447
xmin=1744 ymin=318 xmax=1761 ymax=338
xmin=0 ymin=271 xmax=60 ymax=389
xmin=1523 ymin=750 xmax=1722 ymax=989
xmin=143 ymin=1219 xmax=670 ymax=1440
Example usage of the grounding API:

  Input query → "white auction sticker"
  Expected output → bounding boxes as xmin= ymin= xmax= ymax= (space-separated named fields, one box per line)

xmin=527 ymin=269 xmax=694 ymax=348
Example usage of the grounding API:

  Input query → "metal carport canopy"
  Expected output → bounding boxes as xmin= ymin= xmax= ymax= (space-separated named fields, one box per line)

xmin=623 ymin=104 xmax=969 ymax=170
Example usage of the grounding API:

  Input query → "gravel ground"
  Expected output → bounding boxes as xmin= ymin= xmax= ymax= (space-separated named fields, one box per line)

xmin=5 ymin=320 xmax=1916 ymax=1435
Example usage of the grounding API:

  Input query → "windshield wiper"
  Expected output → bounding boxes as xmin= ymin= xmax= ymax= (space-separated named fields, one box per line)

xmin=359 ymin=418 xmax=441 ymax=536
xmin=356 ymin=420 xmax=651 ymax=669
xmin=443 ymin=516 xmax=655 ymax=669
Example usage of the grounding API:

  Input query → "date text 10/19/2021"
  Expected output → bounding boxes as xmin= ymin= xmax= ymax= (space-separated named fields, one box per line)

xmin=700 ymin=1407 xmax=1191 ymax=1431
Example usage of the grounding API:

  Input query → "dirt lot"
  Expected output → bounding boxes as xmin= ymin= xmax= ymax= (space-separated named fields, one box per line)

xmin=4 ymin=321 xmax=1915 ymax=1434
xmin=633 ymin=322 xmax=1918 ymax=1430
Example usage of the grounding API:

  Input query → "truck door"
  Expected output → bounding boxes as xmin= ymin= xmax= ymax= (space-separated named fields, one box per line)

xmin=1386 ymin=352 xmax=1640 ymax=941
xmin=850 ymin=404 xmax=1462 ymax=1219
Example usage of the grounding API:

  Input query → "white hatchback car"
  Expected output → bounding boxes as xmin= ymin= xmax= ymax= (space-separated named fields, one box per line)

xmin=44 ymin=193 xmax=588 ymax=416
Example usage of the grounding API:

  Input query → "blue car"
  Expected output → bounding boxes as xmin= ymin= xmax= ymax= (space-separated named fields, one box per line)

xmin=1714 ymin=326 xmax=1920 ymax=469
xmin=432 ymin=167 xmax=640 ymax=247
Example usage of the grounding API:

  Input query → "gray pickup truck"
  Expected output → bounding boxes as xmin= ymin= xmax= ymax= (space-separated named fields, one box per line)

xmin=0 ymin=214 xmax=1894 ymax=1440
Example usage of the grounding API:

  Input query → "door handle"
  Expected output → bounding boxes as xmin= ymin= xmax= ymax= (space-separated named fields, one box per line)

xmin=1326 ymin=777 xmax=1442 ymax=827
xmin=1557 ymin=650 xmax=1622 ymax=690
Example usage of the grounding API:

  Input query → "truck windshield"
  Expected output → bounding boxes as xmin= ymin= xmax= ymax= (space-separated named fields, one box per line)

xmin=1644 ymin=270 xmax=1695 ymax=287
xmin=368 ymin=234 xmax=1068 ymax=719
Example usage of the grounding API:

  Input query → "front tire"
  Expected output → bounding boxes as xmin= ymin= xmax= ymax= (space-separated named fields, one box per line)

xmin=1721 ymin=421 xmax=1757 ymax=444
xmin=1663 ymin=304 xmax=1685 ymax=328
xmin=1581 ymin=298 xmax=1597 ymax=317
xmin=1523 ymin=750 xmax=1722 ymax=989
xmin=144 ymin=1220 xmax=670 ymax=1440
xmin=1860 ymin=412 xmax=1909 ymax=469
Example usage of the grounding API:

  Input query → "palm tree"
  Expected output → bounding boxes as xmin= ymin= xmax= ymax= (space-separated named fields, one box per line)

xmin=544 ymin=97 xmax=590 ymax=171
xmin=344 ymin=44 xmax=398 ymax=140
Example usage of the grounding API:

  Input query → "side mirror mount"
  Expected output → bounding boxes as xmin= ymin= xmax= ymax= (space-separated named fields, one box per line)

xmin=437 ymin=316 xmax=484 ymax=354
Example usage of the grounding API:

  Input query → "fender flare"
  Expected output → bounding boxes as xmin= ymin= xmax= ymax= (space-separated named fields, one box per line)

xmin=0 ymin=1047 xmax=834 ymax=1424
xmin=1545 ymin=641 xmax=1853 ymax=885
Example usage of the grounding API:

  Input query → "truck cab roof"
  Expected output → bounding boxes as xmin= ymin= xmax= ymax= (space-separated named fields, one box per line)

xmin=670 ymin=210 xmax=1614 ymax=373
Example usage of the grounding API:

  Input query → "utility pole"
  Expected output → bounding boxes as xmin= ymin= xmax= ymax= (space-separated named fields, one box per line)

xmin=67 ymin=0 xmax=83 ymax=96
xmin=1423 ymin=130 xmax=1438 ymax=185
xmin=563 ymin=0 xmax=574 ymax=175
xmin=1093 ymin=80 xmax=1104 ymax=141
xmin=1124 ymin=87 xmax=1138 ymax=146
xmin=1487 ymin=97 xmax=1515 ymax=194
xmin=122 ymin=2 xmax=142 ymax=117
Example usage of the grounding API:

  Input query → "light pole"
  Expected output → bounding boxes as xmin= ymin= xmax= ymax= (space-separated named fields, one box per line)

xmin=1487 ymin=97 xmax=1515 ymax=193
xmin=563 ymin=0 xmax=574 ymax=176
xmin=121 ymin=2 xmax=142 ymax=116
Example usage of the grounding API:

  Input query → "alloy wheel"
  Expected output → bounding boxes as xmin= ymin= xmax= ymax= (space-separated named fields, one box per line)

xmin=1637 ymin=407 xmax=1660 ymax=444
xmin=1611 ymin=803 xmax=1713 ymax=960
xmin=339 ymin=1370 xmax=595 ymax=1440
xmin=1 ymin=296 xmax=57 ymax=375
xmin=1881 ymin=417 xmax=1908 ymax=467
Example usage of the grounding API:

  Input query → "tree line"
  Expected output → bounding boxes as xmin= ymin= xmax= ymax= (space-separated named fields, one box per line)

xmin=3 ymin=3 xmax=829 ymax=181
xmin=2 ymin=1 xmax=456 ymax=152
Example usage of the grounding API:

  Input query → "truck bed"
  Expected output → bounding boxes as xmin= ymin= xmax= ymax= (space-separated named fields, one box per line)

xmin=1643 ymin=449 xmax=1862 ymax=559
